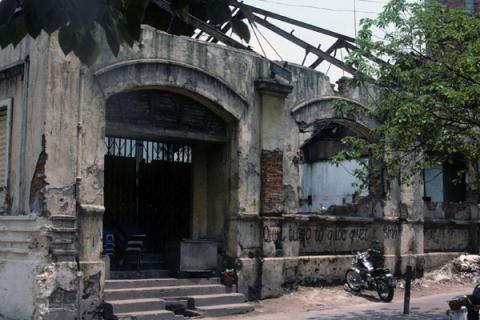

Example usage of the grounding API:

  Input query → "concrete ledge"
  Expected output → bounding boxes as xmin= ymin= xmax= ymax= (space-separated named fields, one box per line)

xmin=423 ymin=252 xmax=461 ymax=272
xmin=255 ymin=79 xmax=293 ymax=97
xmin=79 ymin=204 xmax=105 ymax=216
xmin=238 ymin=252 xmax=465 ymax=300
xmin=260 ymin=255 xmax=353 ymax=299
xmin=424 ymin=218 xmax=480 ymax=225
xmin=0 ymin=214 xmax=37 ymax=221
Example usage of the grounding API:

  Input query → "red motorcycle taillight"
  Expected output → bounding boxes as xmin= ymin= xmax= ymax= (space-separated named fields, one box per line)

xmin=448 ymin=299 xmax=463 ymax=311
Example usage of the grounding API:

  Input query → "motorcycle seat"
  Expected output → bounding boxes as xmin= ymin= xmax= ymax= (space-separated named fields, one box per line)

xmin=371 ymin=268 xmax=390 ymax=276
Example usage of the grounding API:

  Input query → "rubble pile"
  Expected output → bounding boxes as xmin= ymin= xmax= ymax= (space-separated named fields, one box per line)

xmin=414 ymin=255 xmax=480 ymax=288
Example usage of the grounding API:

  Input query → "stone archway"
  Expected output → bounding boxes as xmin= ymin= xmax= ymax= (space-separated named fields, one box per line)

xmin=84 ymin=60 xmax=249 ymax=275
xmin=94 ymin=59 xmax=248 ymax=121
xmin=291 ymin=96 xmax=378 ymax=213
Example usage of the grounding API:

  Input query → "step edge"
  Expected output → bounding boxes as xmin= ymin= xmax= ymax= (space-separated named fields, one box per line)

xmin=105 ymin=284 xmax=224 ymax=292
xmin=189 ymin=293 xmax=244 ymax=299
xmin=114 ymin=310 xmax=175 ymax=316
xmin=196 ymin=303 xmax=254 ymax=311
xmin=106 ymin=298 xmax=166 ymax=304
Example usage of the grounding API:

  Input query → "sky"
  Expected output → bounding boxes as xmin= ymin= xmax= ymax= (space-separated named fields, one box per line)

xmin=0 ymin=0 xmax=389 ymax=83
xmin=238 ymin=0 xmax=390 ymax=83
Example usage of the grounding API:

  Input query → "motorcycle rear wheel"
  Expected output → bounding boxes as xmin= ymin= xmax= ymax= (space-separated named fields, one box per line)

xmin=345 ymin=269 xmax=362 ymax=292
xmin=376 ymin=279 xmax=394 ymax=302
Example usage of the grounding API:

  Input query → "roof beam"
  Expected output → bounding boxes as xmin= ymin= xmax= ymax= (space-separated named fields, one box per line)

xmin=252 ymin=15 xmax=357 ymax=75
xmin=153 ymin=0 xmax=249 ymax=50
xmin=244 ymin=5 xmax=356 ymax=43
xmin=309 ymin=39 xmax=344 ymax=69
xmin=342 ymin=41 xmax=388 ymax=66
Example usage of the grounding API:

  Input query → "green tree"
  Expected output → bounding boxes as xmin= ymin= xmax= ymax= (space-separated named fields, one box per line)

xmin=0 ymin=0 xmax=252 ymax=65
xmin=335 ymin=0 xmax=480 ymax=183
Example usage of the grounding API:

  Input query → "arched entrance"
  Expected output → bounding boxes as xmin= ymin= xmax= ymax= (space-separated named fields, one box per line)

xmin=103 ymin=89 xmax=233 ymax=271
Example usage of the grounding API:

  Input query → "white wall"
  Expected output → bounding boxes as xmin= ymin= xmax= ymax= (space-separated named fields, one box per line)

xmin=300 ymin=159 xmax=367 ymax=212
xmin=424 ymin=165 xmax=443 ymax=202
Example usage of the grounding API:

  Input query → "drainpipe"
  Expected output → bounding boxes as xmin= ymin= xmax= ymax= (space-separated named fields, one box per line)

xmin=20 ymin=56 xmax=30 ymax=213
xmin=75 ymin=67 xmax=85 ymax=320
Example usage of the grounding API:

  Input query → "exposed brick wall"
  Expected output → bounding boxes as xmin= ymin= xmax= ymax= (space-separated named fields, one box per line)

xmin=260 ymin=150 xmax=284 ymax=215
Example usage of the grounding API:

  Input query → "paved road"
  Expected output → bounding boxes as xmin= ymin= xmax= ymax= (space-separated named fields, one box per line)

xmin=304 ymin=290 xmax=460 ymax=320
xmin=209 ymin=289 xmax=470 ymax=320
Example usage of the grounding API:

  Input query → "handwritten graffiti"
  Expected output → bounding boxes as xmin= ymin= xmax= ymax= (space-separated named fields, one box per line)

xmin=289 ymin=226 xmax=369 ymax=245
xmin=383 ymin=225 xmax=400 ymax=240
xmin=426 ymin=228 xmax=456 ymax=242
xmin=263 ymin=225 xmax=282 ymax=243
xmin=424 ymin=226 xmax=469 ymax=252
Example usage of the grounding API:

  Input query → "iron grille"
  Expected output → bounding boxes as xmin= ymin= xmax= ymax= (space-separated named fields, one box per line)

xmin=105 ymin=137 xmax=192 ymax=163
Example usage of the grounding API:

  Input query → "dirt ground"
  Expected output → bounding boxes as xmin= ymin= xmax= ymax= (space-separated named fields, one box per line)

xmin=243 ymin=282 xmax=473 ymax=317
xmin=221 ymin=257 xmax=480 ymax=319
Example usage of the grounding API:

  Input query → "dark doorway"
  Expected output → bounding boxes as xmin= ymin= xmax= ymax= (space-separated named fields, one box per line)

xmin=104 ymin=137 xmax=192 ymax=254
xmin=103 ymin=90 xmax=229 ymax=271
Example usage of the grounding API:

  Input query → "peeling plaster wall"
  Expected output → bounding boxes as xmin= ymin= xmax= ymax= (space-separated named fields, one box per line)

xmin=0 ymin=215 xmax=50 ymax=320
xmin=73 ymin=27 xmax=480 ymax=302
xmin=0 ymin=24 xmax=479 ymax=317
xmin=0 ymin=33 xmax=54 ymax=320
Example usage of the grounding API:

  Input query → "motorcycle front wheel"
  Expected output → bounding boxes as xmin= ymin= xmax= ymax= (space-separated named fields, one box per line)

xmin=376 ymin=279 xmax=394 ymax=302
xmin=345 ymin=269 xmax=362 ymax=292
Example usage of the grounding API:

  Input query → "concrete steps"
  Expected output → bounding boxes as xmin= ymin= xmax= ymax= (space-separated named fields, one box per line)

xmin=107 ymin=298 xmax=166 ymax=313
xmin=104 ymin=277 xmax=254 ymax=318
xmin=106 ymin=277 xmax=219 ymax=289
xmin=196 ymin=303 xmax=255 ymax=317
xmin=110 ymin=269 xmax=171 ymax=279
xmin=105 ymin=284 xmax=227 ymax=300
xmin=189 ymin=293 xmax=246 ymax=307
xmin=115 ymin=309 xmax=179 ymax=320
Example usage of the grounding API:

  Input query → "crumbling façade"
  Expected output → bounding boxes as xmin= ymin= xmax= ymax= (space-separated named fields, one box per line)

xmin=0 ymin=25 xmax=479 ymax=320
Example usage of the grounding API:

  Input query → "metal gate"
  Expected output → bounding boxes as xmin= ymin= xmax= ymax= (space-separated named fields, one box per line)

xmin=104 ymin=136 xmax=192 ymax=252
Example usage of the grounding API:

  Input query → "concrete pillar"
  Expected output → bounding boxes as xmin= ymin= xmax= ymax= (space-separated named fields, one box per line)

xmin=391 ymin=177 xmax=425 ymax=275
xmin=255 ymin=79 xmax=293 ymax=217
xmin=192 ymin=145 xmax=208 ymax=239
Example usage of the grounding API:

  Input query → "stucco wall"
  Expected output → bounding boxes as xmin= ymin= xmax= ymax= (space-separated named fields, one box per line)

xmin=0 ymin=24 xmax=478 ymax=318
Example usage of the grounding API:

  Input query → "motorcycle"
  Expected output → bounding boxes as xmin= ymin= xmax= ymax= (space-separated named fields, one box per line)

xmin=447 ymin=284 xmax=480 ymax=320
xmin=345 ymin=248 xmax=396 ymax=302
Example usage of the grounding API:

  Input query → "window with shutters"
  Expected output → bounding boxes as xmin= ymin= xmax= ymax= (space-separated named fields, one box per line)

xmin=0 ymin=98 xmax=11 ymax=198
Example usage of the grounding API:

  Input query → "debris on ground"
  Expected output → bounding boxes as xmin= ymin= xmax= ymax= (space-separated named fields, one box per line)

xmin=413 ymin=255 xmax=480 ymax=289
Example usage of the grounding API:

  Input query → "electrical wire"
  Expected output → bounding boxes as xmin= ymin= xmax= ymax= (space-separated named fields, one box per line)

xmin=249 ymin=21 xmax=268 ymax=58
xmin=325 ymin=62 xmax=332 ymax=76
xmin=254 ymin=24 xmax=284 ymax=61
xmin=358 ymin=0 xmax=388 ymax=3
xmin=340 ymin=47 xmax=345 ymax=77
xmin=249 ymin=0 xmax=378 ymax=14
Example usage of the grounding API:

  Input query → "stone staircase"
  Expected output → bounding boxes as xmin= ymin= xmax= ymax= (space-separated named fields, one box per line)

xmin=104 ymin=263 xmax=253 ymax=319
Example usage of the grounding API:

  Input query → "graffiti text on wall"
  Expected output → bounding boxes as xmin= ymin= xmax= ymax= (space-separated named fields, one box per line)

xmin=383 ymin=225 xmax=400 ymax=240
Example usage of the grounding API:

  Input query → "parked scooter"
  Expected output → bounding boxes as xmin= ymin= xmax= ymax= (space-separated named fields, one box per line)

xmin=447 ymin=284 xmax=480 ymax=320
xmin=345 ymin=248 xmax=396 ymax=302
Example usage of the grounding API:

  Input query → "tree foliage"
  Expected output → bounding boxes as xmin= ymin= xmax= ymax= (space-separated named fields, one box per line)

xmin=336 ymin=0 xmax=480 ymax=183
xmin=0 ymin=0 xmax=252 ymax=65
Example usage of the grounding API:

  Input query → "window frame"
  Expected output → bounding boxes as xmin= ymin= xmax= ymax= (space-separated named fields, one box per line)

xmin=0 ymin=98 xmax=12 ymax=190
xmin=423 ymin=160 xmax=467 ymax=203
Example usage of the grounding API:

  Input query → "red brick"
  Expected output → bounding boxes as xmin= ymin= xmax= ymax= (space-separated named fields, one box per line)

xmin=260 ymin=150 xmax=284 ymax=215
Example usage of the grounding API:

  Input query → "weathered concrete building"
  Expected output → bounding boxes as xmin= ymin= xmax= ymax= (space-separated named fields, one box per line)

xmin=0 ymin=17 xmax=478 ymax=320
